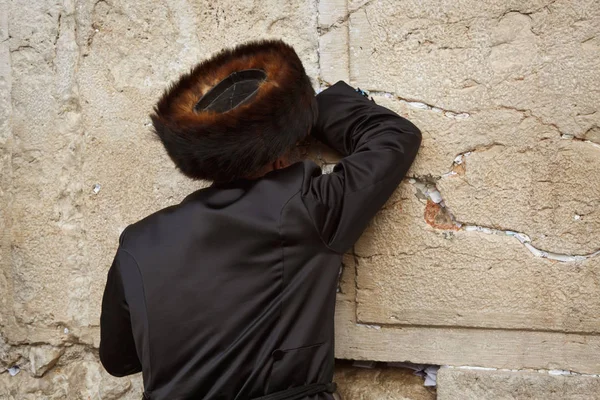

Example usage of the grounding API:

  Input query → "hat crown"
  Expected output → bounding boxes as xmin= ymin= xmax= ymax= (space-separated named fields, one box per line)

xmin=194 ymin=69 xmax=267 ymax=113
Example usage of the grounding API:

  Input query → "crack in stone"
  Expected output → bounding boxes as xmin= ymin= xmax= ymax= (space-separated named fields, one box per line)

xmin=561 ymin=133 xmax=600 ymax=149
xmin=408 ymin=177 xmax=600 ymax=262
xmin=318 ymin=0 xmax=375 ymax=35
xmin=53 ymin=12 xmax=62 ymax=47
xmin=351 ymin=245 xmax=360 ymax=312
xmin=447 ymin=365 xmax=600 ymax=378
xmin=9 ymin=44 xmax=34 ymax=53
xmin=496 ymin=105 xmax=565 ymax=136
xmin=367 ymin=90 xmax=471 ymax=120
xmin=315 ymin=0 xmax=323 ymax=89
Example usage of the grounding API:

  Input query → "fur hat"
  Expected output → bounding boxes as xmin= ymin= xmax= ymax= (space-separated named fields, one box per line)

xmin=150 ymin=39 xmax=317 ymax=182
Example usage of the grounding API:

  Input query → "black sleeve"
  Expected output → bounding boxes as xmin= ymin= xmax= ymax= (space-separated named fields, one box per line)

xmin=303 ymin=80 xmax=422 ymax=254
xmin=99 ymin=247 xmax=143 ymax=377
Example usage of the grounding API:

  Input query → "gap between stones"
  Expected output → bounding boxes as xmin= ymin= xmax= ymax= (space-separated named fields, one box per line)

xmin=317 ymin=0 xmax=375 ymax=35
xmin=368 ymin=90 xmax=471 ymax=120
xmin=446 ymin=365 xmax=600 ymax=378
xmin=409 ymin=166 xmax=600 ymax=262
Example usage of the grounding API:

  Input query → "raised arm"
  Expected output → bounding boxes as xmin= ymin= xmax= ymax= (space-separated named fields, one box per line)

xmin=302 ymin=80 xmax=422 ymax=254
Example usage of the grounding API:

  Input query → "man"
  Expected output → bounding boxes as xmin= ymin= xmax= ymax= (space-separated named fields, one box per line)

xmin=99 ymin=39 xmax=421 ymax=400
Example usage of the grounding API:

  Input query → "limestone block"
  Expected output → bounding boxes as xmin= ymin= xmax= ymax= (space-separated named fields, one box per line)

xmin=366 ymin=83 xmax=600 ymax=256
xmin=335 ymin=255 xmax=600 ymax=374
xmin=334 ymin=363 xmax=435 ymax=400
xmin=318 ymin=27 xmax=350 ymax=85
xmin=437 ymin=367 xmax=600 ymax=400
xmin=317 ymin=0 xmax=350 ymax=84
xmin=9 ymin=0 xmax=89 ymax=332
xmin=347 ymin=0 xmax=600 ymax=140
xmin=345 ymin=0 xmax=600 ymax=256
xmin=437 ymin=139 xmax=600 ymax=255
xmin=352 ymin=182 xmax=600 ymax=333
xmin=318 ymin=0 xmax=348 ymax=27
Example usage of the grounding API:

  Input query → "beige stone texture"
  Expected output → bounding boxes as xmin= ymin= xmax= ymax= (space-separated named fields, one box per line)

xmin=1 ymin=0 xmax=600 ymax=397
xmin=437 ymin=367 xmax=600 ymax=400
xmin=335 ymin=255 xmax=600 ymax=375
xmin=334 ymin=363 xmax=436 ymax=400
xmin=0 ymin=346 xmax=143 ymax=400
xmin=353 ymin=182 xmax=600 ymax=333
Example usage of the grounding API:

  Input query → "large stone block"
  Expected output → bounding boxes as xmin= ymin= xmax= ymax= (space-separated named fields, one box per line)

xmin=437 ymin=367 xmax=600 ymax=400
xmin=334 ymin=252 xmax=600 ymax=374
xmin=353 ymin=182 xmax=600 ymax=333
xmin=348 ymin=0 xmax=600 ymax=141
xmin=437 ymin=139 xmax=600 ymax=255
xmin=329 ymin=0 xmax=600 ymax=359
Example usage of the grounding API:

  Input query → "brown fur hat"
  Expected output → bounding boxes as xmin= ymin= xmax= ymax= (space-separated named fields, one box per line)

xmin=150 ymin=39 xmax=317 ymax=182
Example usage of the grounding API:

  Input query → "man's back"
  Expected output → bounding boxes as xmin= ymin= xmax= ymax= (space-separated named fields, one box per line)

xmin=107 ymin=160 xmax=340 ymax=398
xmin=100 ymin=80 xmax=422 ymax=399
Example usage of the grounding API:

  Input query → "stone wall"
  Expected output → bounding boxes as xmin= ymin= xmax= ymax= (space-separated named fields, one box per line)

xmin=1 ymin=0 xmax=599 ymax=398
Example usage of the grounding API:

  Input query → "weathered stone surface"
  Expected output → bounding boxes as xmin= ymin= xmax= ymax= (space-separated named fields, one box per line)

xmin=2 ymin=0 xmax=600 ymax=396
xmin=334 ymin=362 xmax=435 ymax=400
xmin=437 ymin=367 xmax=600 ymax=400
xmin=317 ymin=0 xmax=350 ymax=85
xmin=438 ymin=139 xmax=600 ymax=255
xmin=0 ymin=0 xmax=14 ymax=338
xmin=335 ymin=254 xmax=600 ymax=375
xmin=348 ymin=0 xmax=600 ymax=140
xmin=0 ymin=350 xmax=143 ymax=399
xmin=344 ymin=0 xmax=600 ymax=256
xmin=353 ymin=182 xmax=600 ymax=333
xmin=28 ymin=345 xmax=64 ymax=377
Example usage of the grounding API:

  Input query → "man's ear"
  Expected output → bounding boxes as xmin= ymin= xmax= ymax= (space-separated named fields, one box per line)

xmin=273 ymin=158 xmax=285 ymax=170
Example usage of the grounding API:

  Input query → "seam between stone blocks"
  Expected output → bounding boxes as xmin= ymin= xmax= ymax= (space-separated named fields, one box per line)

xmin=408 ymin=175 xmax=600 ymax=262
xmin=445 ymin=365 xmax=600 ymax=378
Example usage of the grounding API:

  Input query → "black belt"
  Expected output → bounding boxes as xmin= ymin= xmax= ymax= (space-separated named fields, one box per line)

xmin=252 ymin=382 xmax=337 ymax=400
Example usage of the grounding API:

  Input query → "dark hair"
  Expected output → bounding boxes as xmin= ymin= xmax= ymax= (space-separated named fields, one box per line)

xmin=150 ymin=39 xmax=317 ymax=182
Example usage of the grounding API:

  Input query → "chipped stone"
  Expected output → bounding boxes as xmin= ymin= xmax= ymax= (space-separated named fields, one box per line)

xmin=29 ymin=346 xmax=64 ymax=377
xmin=426 ymin=188 xmax=443 ymax=204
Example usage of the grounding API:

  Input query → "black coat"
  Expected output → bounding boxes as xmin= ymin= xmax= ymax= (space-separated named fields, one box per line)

xmin=99 ymin=80 xmax=422 ymax=399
